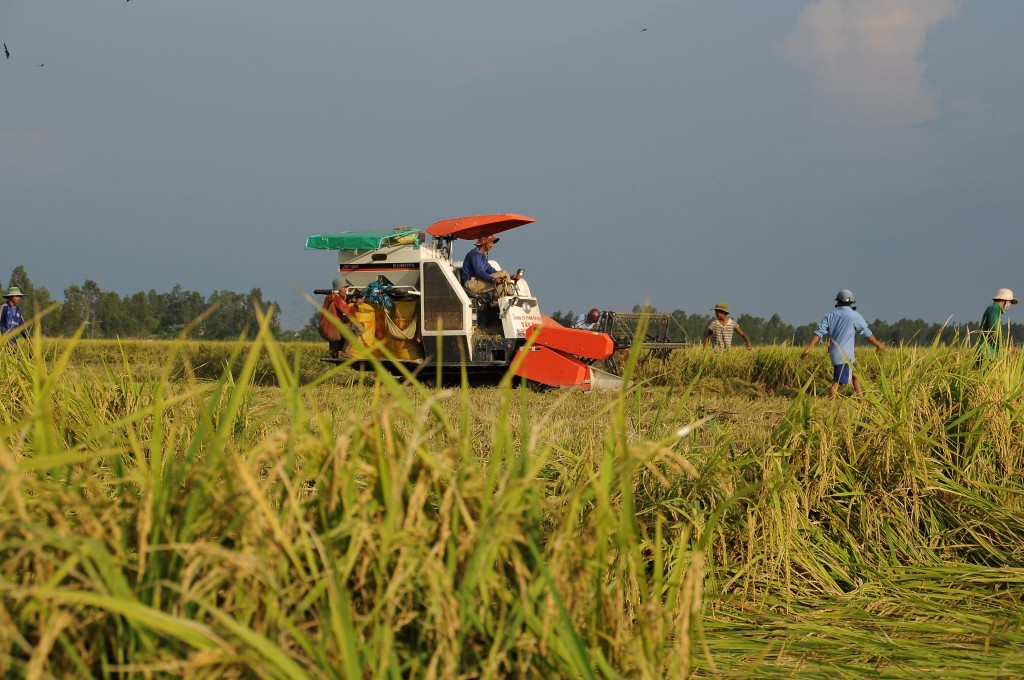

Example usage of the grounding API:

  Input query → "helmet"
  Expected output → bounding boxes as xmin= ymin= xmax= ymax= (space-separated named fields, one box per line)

xmin=835 ymin=289 xmax=855 ymax=306
xmin=586 ymin=308 xmax=600 ymax=323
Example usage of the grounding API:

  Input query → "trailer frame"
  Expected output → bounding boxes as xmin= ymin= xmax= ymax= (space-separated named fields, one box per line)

xmin=593 ymin=310 xmax=690 ymax=374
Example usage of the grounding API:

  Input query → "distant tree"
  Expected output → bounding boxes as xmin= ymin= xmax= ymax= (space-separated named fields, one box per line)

xmin=10 ymin=276 xmax=1020 ymax=346
xmin=549 ymin=310 xmax=576 ymax=326
xmin=245 ymin=288 xmax=281 ymax=337
xmin=575 ymin=303 xmax=1024 ymax=349
xmin=95 ymin=291 xmax=141 ymax=338
xmin=56 ymin=284 xmax=90 ymax=337
xmin=79 ymin=280 xmax=104 ymax=338
xmin=299 ymin=308 xmax=323 ymax=340
xmin=736 ymin=313 xmax=764 ymax=343
xmin=123 ymin=292 xmax=157 ymax=336
xmin=731 ymin=312 xmax=799 ymax=345
xmin=151 ymin=284 xmax=206 ymax=337
xmin=1010 ymin=322 xmax=1024 ymax=344
xmin=936 ymin=320 xmax=962 ymax=346
xmin=793 ymin=323 xmax=817 ymax=346
xmin=667 ymin=310 xmax=706 ymax=344
xmin=202 ymin=288 xmax=281 ymax=339
xmin=762 ymin=313 xmax=793 ymax=344
xmin=205 ymin=290 xmax=249 ymax=339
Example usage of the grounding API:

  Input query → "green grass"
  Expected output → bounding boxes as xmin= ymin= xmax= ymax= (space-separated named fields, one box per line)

xmin=2 ymin=324 xmax=1024 ymax=677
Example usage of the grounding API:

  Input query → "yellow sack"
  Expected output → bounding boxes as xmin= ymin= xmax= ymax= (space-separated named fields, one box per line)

xmin=385 ymin=300 xmax=419 ymax=340
xmin=342 ymin=304 xmax=380 ymax=359
xmin=388 ymin=337 xmax=424 ymax=360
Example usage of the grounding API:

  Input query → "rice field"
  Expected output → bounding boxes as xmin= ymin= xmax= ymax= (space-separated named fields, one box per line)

xmin=2 ymin=321 xmax=1024 ymax=677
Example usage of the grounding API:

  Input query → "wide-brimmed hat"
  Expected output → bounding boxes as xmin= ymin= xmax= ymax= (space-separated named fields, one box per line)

xmin=712 ymin=301 xmax=730 ymax=314
xmin=474 ymin=233 xmax=500 ymax=247
xmin=3 ymin=287 xmax=24 ymax=298
xmin=993 ymin=288 xmax=1019 ymax=304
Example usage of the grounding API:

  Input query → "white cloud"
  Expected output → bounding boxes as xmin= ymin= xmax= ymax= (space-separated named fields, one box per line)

xmin=783 ymin=0 xmax=963 ymax=125
xmin=0 ymin=128 xmax=79 ymax=182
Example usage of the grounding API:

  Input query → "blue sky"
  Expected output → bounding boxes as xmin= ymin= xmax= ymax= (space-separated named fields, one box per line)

xmin=2 ymin=0 xmax=1022 ymax=329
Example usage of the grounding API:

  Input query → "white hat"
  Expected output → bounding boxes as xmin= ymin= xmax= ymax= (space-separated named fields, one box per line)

xmin=993 ymin=288 xmax=1019 ymax=304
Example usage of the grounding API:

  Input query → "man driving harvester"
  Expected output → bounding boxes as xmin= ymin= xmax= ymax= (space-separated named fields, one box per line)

xmin=460 ymin=232 xmax=520 ymax=300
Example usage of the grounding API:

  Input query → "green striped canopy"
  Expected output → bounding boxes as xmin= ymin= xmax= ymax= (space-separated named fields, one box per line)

xmin=305 ymin=228 xmax=421 ymax=251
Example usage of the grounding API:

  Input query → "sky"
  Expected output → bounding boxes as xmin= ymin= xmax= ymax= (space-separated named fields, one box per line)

xmin=2 ymin=0 xmax=1022 ymax=330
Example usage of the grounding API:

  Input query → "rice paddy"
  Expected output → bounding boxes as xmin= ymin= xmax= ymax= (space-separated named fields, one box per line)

xmin=2 ymin=323 xmax=1024 ymax=677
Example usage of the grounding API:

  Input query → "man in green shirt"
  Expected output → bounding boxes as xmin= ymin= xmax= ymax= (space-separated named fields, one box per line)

xmin=977 ymin=288 xmax=1018 ymax=362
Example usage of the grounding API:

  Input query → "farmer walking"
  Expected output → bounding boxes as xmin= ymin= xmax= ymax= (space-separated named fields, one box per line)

xmin=703 ymin=301 xmax=753 ymax=350
xmin=976 ymin=288 xmax=1017 ymax=364
xmin=1 ymin=287 xmax=29 ymax=347
xmin=800 ymin=289 xmax=884 ymax=396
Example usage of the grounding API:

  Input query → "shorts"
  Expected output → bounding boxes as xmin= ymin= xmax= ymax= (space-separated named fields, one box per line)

xmin=832 ymin=363 xmax=853 ymax=385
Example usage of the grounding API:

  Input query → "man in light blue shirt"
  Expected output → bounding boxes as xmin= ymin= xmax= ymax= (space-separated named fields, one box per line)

xmin=573 ymin=308 xmax=601 ymax=330
xmin=801 ymin=289 xmax=885 ymax=396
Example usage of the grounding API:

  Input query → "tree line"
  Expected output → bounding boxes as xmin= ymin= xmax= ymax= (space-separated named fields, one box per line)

xmin=7 ymin=264 xmax=1019 ymax=346
xmin=550 ymin=305 xmax=1023 ymax=347
xmin=6 ymin=266 xmax=280 ymax=340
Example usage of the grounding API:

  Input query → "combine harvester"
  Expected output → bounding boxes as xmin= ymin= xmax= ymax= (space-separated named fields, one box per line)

xmin=591 ymin=310 xmax=691 ymax=374
xmin=306 ymin=213 xmax=623 ymax=391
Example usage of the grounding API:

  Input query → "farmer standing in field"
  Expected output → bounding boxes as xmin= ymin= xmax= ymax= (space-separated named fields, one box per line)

xmin=800 ymin=289 xmax=884 ymax=396
xmin=1 ymin=287 xmax=29 ymax=347
xmin=703 ymin=301 xmax=753 ymax=350
xmin=319 ymin=279 xmax=364 ymax=359
xmin=976 ymin=288 xmax=1017 ymax=364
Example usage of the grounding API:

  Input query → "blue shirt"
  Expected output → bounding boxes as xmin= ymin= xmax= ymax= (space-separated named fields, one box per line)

xmin=813 ymin=306 xmax=873 ymax=366
xmin=461 ymin=248 xmax=497 ymax=284
xmin=572 ymin=314 xmax=595 ymax=330
xmin=0 ymin=303 xmax=27 ymax=344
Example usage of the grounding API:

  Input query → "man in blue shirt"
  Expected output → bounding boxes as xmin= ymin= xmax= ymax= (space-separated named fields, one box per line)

xmin=460 ymin=233 xmax=519 ymax=297
xmin=801 ymin=289 xmax=885 ymax=396
xmin=1 ymin=286 xmax=29 ymax=347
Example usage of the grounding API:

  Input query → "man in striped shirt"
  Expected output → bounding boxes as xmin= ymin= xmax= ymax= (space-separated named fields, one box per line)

xmin=703 ymin=301 xmax=753 ymax=350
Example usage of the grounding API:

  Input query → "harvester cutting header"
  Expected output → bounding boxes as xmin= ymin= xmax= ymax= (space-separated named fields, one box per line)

xmin=306 ymin=213 xmax=622 ymax=391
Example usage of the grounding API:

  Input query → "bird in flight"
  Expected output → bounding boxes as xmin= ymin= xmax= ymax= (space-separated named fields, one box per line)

xmin=641 ymin=28 xmax=648 ymax=32
xmin=4 ymin=43 xmax=9 ymax=60
xmin=37 ymin=63 xmax=44 ymax=68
